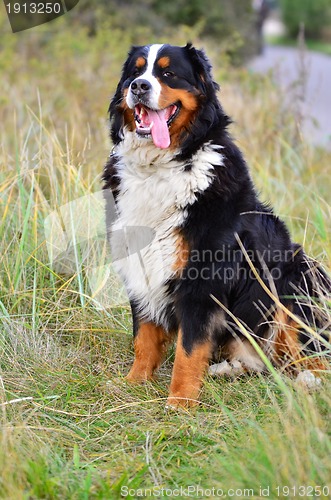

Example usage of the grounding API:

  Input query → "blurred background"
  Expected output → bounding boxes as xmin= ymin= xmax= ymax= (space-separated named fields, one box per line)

xmin=1 ymin=0 xmax=331 ymax=150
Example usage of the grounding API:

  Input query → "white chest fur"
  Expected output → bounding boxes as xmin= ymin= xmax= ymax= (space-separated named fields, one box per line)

xmin=110 ymin=130 xmax=224 ymax=325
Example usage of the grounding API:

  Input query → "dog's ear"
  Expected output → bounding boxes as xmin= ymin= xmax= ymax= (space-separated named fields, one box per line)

xmin=108 ymin=81 xmax=124 ymax=145
xmin=108 ymin=46 xmax=140 ymax=145
xmin=185 ymin=42 xmax=220 ymax=97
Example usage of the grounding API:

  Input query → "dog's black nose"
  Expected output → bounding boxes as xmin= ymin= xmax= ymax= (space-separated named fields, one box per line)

xmin=131 ymin=79 xmax=151 ymax=96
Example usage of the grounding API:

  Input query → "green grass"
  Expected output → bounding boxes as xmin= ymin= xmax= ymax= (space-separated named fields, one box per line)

xmin=267 ymin=35 xmax=331 ymax=55
xmin=0 ymin=10 xmax=331 ymax=500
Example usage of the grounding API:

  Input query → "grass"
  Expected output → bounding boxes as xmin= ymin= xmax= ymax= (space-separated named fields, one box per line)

xmin=266 ymin=35 xmax=331 ymax=56
xmin=0 ymin=9 xmax=331 ymax=500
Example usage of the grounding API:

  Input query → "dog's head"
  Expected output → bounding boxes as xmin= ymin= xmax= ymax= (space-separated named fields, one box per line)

xmin=109 ymin=43 xmax=226 ymax=155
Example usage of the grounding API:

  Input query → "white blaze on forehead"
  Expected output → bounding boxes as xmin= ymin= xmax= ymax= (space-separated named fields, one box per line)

xmin=145 ymin=44 xmax=164 ymax=74
xmin=127 ymin=44 xmax=164 ymax=110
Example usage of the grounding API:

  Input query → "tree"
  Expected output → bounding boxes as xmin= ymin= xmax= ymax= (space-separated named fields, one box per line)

xmin=280 ymin=0 xmax=331 ymax=39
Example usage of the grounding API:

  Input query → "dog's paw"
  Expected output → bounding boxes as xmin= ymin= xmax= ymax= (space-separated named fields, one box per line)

xmin=295 ymin=370 xmax=322 ymax=390
xmin=208 ymin=360 xmax=244 ymax=377
xmin=125 ymin=369 xmax=155 ymax=384
xmin=125 ymin=373 xmax=147 ymax=384
xmin=165 ymin=395 xmax=199 ymax=410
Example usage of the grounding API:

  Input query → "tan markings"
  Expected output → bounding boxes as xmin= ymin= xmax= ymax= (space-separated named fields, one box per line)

xmin=120 ymin=87 xmax=129 ymax=104
xmin=136 ymin=56 xmax=146 ymax=69
xmin=119 ymin=88 xmax=135 ymax=132
xmin=169 ymin=108 xmax=197 ymax=149
xmin=167 ymin=329 xmax=212 ymax=408
xmin=158 ymin=83 xmax=200 ymax=149
xmin=157 ymin=56 xmax=170 ymax=69
xmin=172 ymin=230 xmax=189 ymax=275
xmin=273 ymin=310 xmax=327 ymax=372
xmin=158 ymin=85 xmax=199 ymax=112
xmin=126 ymin=322 xmax=173 ymax=383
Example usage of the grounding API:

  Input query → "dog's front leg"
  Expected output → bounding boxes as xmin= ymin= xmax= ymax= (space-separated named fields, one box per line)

xmin=126 ymin=322 xmax=171 ymax=383
xmin=167 ymin=328 xmax=212 ymax=408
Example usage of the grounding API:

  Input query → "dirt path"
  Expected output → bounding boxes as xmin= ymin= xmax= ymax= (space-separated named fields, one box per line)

xmin=248 ymin=45 xmax=331 ymax=150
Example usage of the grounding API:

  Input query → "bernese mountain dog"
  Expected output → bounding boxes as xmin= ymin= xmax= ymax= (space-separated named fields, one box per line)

xmin=103 ymin=43 xmax=330 ymax=408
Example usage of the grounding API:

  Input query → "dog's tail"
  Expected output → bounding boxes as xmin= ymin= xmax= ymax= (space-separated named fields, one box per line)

xmin=293 ymin=254 xmax=331 ymax=356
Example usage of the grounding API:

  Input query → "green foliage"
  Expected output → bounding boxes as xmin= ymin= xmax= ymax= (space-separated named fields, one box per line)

xmin=280 ymin=0 xmax=331 ymax=39
xmin=68 ymin=0 xmax=261 ymax=63
xmin=152 ymin=0 xmax=259 ymax=61
xmin=0 ymin=0 xmax=263 ymax=63
xmin=267 ymin=35 xmax=331 ymax=56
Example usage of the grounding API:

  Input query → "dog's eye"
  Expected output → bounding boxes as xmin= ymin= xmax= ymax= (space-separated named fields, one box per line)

xmin=163 ymin=70 xmax=175 ymax=78
xmin=133 ymin=68 xmax=142 ymax=77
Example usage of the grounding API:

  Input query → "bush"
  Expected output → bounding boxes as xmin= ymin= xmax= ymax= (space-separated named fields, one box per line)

xmin=280 ymin=0 xmax=331 ymax=39
xmin=152 ymin=0 xmax=259 ymax=62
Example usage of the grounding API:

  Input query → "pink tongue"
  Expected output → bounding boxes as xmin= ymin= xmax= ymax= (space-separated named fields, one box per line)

xmin=148 ymin=109 xmax=170 ymax=149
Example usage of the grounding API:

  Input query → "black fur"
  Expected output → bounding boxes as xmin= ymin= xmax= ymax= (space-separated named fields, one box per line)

xmin=103 ymin=43 xmax=330 ymax=365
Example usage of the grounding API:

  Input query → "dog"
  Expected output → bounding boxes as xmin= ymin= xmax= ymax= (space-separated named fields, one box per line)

xmin=103 ymin=43 xmax=330 ymax=407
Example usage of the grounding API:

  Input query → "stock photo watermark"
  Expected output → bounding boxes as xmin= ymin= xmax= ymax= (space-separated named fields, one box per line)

xmin=120 ymin=484 xmax=330 ymax=498
xmin=44 ymin=190 xmax=303 ymax=311
xmin=4 ymin=0 xmax=79 ymax=32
